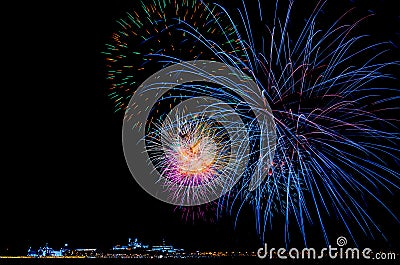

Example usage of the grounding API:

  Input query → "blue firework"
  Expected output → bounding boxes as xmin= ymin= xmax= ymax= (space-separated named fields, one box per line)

xmin=104 ymin=0 xmax=400 ymax=247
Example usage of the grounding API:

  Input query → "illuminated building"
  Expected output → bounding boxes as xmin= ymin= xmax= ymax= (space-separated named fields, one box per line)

xmin=27 ymin=243 xmax=69 ymax=257
xmin=149 ymin=239 xmax=184 ymax=254
xmin=112 ymin=237 xmax=149 ymax=251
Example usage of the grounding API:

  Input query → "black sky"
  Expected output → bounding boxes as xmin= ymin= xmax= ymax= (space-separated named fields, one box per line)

xmin=2 ymin=0 xmax=400 ymax=256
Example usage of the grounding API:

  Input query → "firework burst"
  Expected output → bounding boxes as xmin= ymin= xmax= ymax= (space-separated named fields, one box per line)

xmin=104 ymin=0 xmax=400 ymax=247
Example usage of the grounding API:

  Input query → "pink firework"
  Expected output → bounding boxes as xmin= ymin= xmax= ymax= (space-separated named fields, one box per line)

xmin=148 ymin=112 xmax=231 ymax=189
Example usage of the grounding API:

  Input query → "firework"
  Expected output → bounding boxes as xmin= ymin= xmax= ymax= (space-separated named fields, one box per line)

xmin=104 ymin=0 xmax=400 ymax=246
xmin=121 ymin=60 xmax=276 ymax=206
xmin=148 ymin=111 xmax=230 ymax=187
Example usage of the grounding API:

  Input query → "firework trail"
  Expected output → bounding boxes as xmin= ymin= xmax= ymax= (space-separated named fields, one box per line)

xmin=104 ymin=0 xmax=400 ymax=246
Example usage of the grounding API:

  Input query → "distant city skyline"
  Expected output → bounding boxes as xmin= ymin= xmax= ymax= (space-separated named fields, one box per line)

xmin=1 ymin=237 xmax=398 ymax=262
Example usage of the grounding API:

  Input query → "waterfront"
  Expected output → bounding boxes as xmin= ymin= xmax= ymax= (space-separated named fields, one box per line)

xmin=1 ymin=237 xmax=398 ymax=263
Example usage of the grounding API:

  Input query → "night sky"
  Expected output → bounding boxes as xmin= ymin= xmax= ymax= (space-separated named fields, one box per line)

xmin=3 ymin=0 xmax=400 ymax=257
